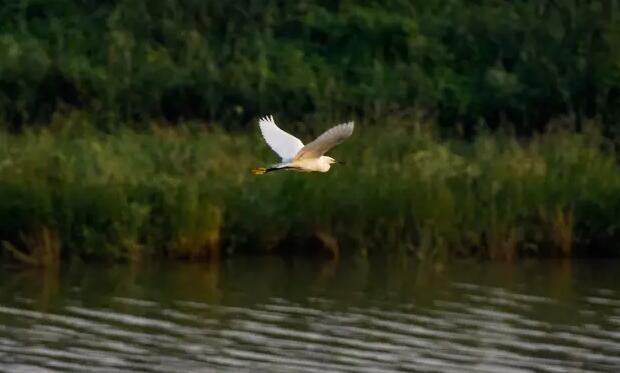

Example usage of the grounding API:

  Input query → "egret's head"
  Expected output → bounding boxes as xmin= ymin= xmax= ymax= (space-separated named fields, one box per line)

xmin=324 ymin=156 xmax=345 ymax=166
xmin=317 ymin=156 xmax=343 ymax=172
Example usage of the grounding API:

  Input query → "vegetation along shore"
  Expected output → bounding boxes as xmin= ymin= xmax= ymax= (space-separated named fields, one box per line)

xmin=0 ymin=115 xmax=618 ymax=265
xmin=0 ymin=1 xmax=619 ymax=264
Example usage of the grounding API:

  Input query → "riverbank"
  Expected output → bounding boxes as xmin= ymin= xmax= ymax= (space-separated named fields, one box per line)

xmin=0 ymin=117 xmax=618 ymax=265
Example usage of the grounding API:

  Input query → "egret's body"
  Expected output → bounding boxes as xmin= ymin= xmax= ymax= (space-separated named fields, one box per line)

xmin=252 ymin=116 xmax=354 ymax=175
xmin=292 ymin=157 xmax=334 ymax=172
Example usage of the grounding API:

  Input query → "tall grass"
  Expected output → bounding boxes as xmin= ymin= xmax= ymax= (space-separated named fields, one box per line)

xmin=0 ymin=115 xmax=618 ymax=265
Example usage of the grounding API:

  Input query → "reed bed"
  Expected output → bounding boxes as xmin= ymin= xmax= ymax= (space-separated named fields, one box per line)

xmin=0 ymin=116 xmax=618 ymax=265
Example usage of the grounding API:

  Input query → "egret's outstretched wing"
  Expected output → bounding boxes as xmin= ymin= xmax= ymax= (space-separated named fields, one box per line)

xmin=258 ymin=115 xmax=305 ymax=161
xmin=294 ymin=121 xmax=354 ymax=160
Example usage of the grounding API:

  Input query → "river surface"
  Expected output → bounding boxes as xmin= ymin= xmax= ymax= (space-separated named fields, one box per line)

xmin=0 ymin=257 xmax=619 ymax=372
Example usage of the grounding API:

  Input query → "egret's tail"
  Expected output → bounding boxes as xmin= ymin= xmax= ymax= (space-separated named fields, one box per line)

xmin=252 ymin=167 xmax=267 ymax=175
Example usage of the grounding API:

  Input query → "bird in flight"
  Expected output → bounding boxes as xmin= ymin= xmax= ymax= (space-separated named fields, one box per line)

xmin=252 ymin=115 xmax=354 ymax=175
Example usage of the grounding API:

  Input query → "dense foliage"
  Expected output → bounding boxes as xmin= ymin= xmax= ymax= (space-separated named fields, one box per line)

xmin=0 ymin=2 xmax=618 ymax=264
xmin=0 ymin=1 xmax=618 ymax=133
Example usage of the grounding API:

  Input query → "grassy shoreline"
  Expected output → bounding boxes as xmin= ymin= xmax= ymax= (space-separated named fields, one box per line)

xmin=0 ymin=117 xmax=618 ymax=265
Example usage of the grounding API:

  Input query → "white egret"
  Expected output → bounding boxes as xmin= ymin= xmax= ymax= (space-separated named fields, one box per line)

xmin=252 ymin=115 xmax=354 ymax=175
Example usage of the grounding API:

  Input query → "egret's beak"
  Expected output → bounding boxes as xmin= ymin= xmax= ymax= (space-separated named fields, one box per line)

xmin=337 ymin=160 xmax=346 ymax=165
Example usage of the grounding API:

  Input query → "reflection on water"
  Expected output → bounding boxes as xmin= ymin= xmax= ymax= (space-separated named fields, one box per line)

xmin=1 ymin=257 xmax=619 ymax=372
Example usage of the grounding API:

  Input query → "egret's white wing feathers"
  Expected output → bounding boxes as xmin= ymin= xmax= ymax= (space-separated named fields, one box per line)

xmin=258 ymin=115 xmax=304 ymax=161
xmin=294 ymin=121 xmax=354 ymax=160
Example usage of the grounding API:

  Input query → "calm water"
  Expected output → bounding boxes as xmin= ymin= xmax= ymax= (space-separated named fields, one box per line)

xmin=0 ymin=257 xmax=619 ymax=372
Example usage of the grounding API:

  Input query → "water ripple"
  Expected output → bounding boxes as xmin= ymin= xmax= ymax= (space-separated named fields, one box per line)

xmin=0 ymin=260 xmax=619 ymax=372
